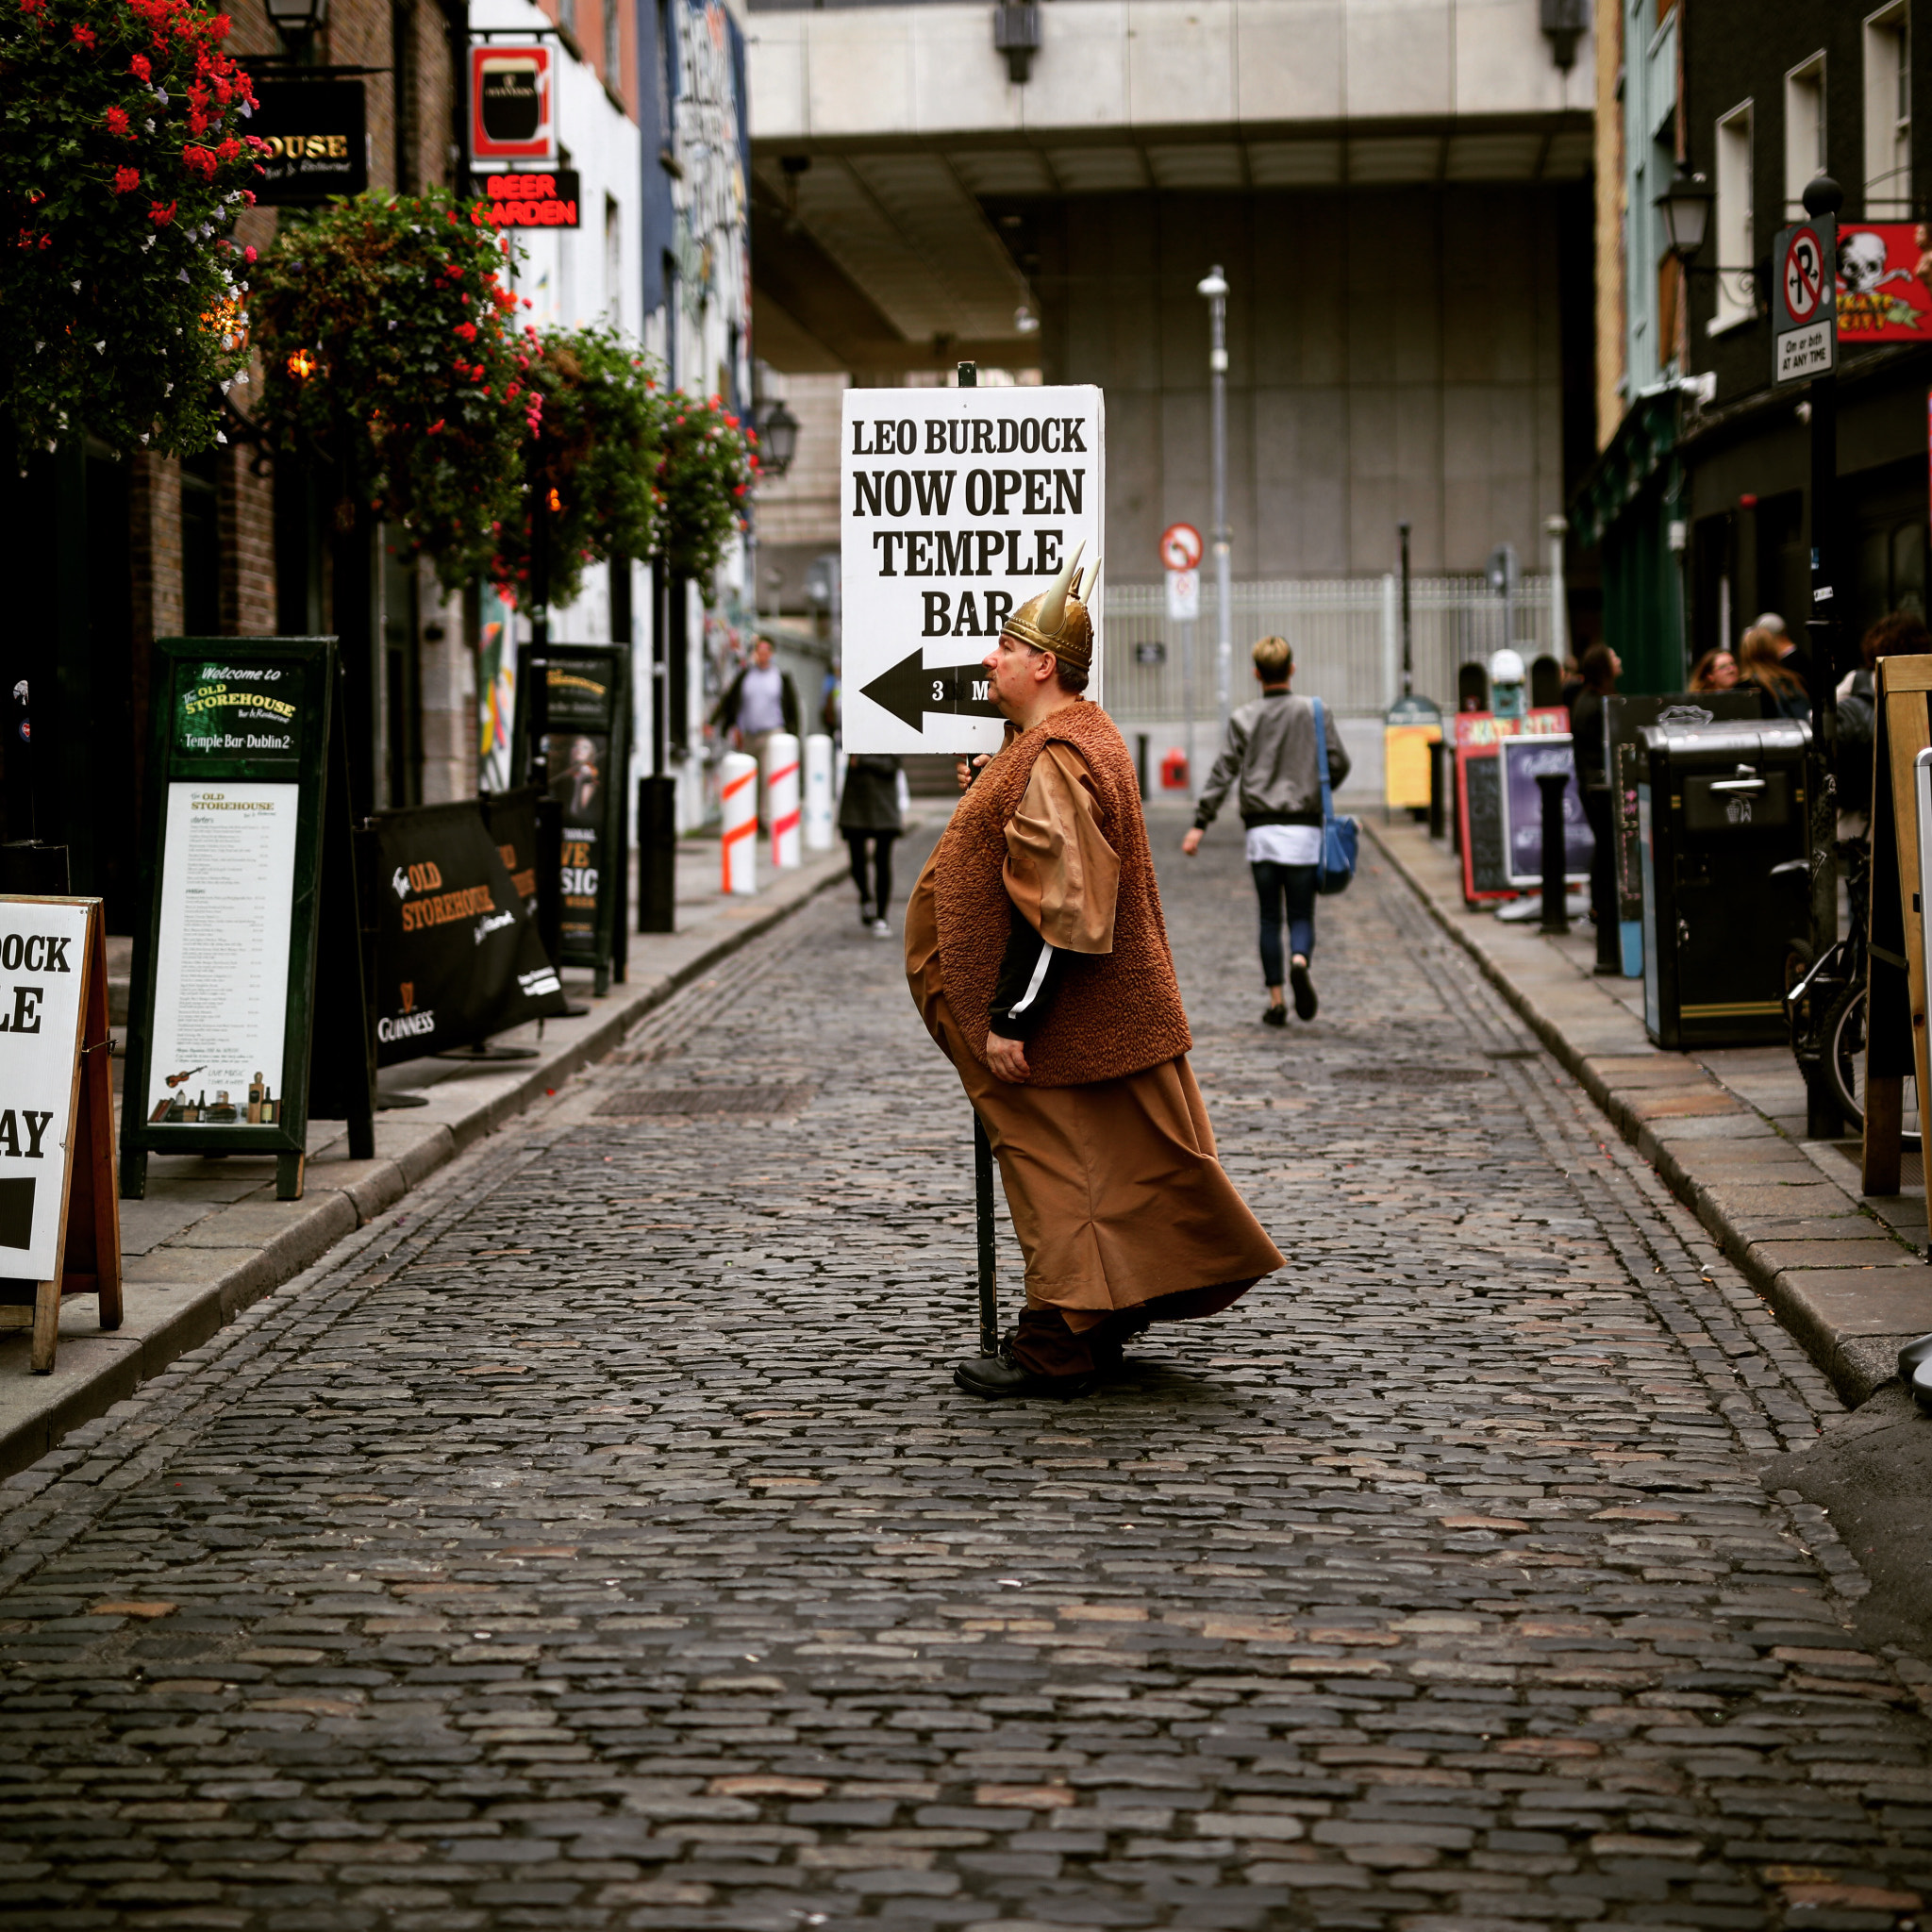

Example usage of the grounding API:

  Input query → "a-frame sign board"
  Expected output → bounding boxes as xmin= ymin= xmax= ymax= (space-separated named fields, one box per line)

xmin=0 ymin=898 xmax=123 ymax=1373
xmin=1859 ymin=655 xmax=1932 ymax=1195
xmin=120 ymin=639 xmax=375 ymax=1205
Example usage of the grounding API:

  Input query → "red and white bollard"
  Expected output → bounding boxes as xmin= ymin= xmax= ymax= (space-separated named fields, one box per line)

xmin=720 ymin=750 xmax=758 ymax=895
xmin=767 ymin=731 xmax=801 ymax=870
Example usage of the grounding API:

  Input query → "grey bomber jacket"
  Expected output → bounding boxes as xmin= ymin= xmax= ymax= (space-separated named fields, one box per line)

xmin=1192 ymin=690 xmax=1352 ymax=830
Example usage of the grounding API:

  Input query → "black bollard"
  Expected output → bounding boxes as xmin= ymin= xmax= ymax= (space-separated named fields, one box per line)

xmin=1537 ymin=768 xmax=1571 ymax=934
xmin=636 ymin=775 xmax=677 ymax=934
xmin=1428 ymin=739 xmax=1446 ymax=842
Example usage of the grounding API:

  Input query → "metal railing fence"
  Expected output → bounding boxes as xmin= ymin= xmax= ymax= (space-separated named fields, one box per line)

xmin=1099 ymin=574 xmax=1561 ymax=722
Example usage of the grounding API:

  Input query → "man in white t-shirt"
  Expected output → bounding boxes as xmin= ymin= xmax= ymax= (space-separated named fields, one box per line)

xmin=713 ymin=634 xmax=799 ymax=825
xmin=1181 ymin=634 xmax=1350 ymax=1026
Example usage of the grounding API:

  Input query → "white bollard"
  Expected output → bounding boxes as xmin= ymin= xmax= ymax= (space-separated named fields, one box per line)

xmin=803 ymin=734 xmax=835 ymax=852
xmin=767 ymin=732 xmax=802 ymax=870
xmin=720 ymin=751 xmax=758 ymax=895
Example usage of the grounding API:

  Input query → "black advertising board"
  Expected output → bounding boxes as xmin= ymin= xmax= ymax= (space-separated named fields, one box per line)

xmin=249 ymin=81 xmax=369 ymax=205
xmin=512 ymin=642 xmax=630 ymax=994
xmin=121 ymin=639 xmax=374 ymax=1202
xmin=1606 ymin=694 xmax=1763 ymax=920
xmin=366 ymin=801 xmax=567 ymax=1064
xmin=484 ymin=786 xmax=542 ymax=920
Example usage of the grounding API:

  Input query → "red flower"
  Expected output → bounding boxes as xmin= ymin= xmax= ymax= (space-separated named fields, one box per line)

xmin=182 ymin=143 xmax=217 ymax=179
xmin=105 ymin=106 xmax=130 ymax=136
xmin=129 ymin=53 xmax=150 ymax=77
xmin=112 ymin=166 xmax=141 ymax=193
xmin=72 ymin=22 xmax=95 ymax=44
xmin=454 ymin=321 xmax=476 ymax=341
xmin=427 ymin=419 xmax=445 ymax=434
xmin=242 ymin=243 xmax=256 ymax=262
xmin=149 ymin=199 xmax=175 ymax=225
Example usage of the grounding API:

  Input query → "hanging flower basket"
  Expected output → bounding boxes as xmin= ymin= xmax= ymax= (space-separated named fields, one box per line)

xmin=493 ymin=325 xmax=660 ymax=608
xmin=251 ymin=189 xmax=534 ymax=589
xmin=0 ymin=0 xmax=263 ymax=458
xmin=653 ymin=391 xmax=758 ymax=589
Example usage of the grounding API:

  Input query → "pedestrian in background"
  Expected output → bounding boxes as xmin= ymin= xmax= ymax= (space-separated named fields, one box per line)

xmin=1689 ymin=648 xmax=1740 ymax=691
xmin=1568 ymin=642 xmax=1623 ymax=975
xmin=712 ymin=634 xmax=800 ymax=823
xmin=1836 ymin=611 xmax=1932 ymax=841
xmin=1754 ymin=609 xmax=1812 ymax=699
xmin=1739 ymin=625 xmax=1810 ymax=722
xmin=840 ymin=751 xmax=904 ymax=937
xmin=1182 ymin=634 xmax=1350 ymax=1026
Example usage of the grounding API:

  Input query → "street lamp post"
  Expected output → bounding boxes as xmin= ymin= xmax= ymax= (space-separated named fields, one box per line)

xmin=1197 ymin=266 xmax=1233 ymax=745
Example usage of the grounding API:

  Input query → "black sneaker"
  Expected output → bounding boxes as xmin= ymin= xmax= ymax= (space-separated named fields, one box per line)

xmin=857 ymin=901 xmax=873 ymax=930
xmin=1261 ymin=1005 xmax=1288 ymax=1027
xmin=1290 ymin=960 xmax=1318 ymax=1021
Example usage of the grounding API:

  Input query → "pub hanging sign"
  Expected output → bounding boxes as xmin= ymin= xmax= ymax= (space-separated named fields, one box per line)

xmin=484 ymin=171 xmax=581 ymax=230
xmin=248 ymin=80 xmax=368 ymax=205
xmin=471 ymin=45 xmax=557 ymax=165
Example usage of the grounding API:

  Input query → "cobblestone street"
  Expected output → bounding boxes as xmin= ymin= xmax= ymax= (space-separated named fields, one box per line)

xmin=7 ymin=822 xmax=1932 ymax=1931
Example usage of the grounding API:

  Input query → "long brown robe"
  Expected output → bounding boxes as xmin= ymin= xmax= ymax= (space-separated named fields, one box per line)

xmin=907 ymin=743 xmax=1284 ymax=1337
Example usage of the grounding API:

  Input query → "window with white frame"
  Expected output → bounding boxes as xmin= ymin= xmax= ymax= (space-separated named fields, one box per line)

xmin=1865 ymin=2 xmax=1911 ymax=217
xmin=1712 ymin=102 xmax=1755 ymax=331
xmin=1785 ymin=54 xmax=1825 ymax=218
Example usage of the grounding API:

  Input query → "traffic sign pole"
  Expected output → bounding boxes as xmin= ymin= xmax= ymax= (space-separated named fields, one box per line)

xmin=1795 ymin=179 xmax=1845 ymax=1138
xmin=1159 ymin=523 xmax=1204 ymax=804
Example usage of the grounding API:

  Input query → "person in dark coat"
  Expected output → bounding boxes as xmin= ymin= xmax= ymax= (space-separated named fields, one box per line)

xmin=840 ymin=753 xmax=904 ymax=937
xmin=1568 ymin=643 xmax=1623 ymax=975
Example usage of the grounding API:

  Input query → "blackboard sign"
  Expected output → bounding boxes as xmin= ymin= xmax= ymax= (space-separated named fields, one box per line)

xmin=1605 ymin=693 xmax=1763 ymax=919
xmin=366 ymin=801 xmax=567 ymax=1065
xmin=1452 ymin=709 xmax=1569 ymax=903
xmin=512 ymin=642 xmax=630 ymax=995
xmin=1498 ymin=735 xmax=1592 ymax=887
xmin=121 ymin=639 xmax=373 ymax=1203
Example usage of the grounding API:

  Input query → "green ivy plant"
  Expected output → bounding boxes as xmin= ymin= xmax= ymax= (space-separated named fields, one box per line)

xmin=251 ymin=189 xmax=534 ymax=588
xmin=654 ymin=391 xmax=757 ymax=588
xmin=0 ymin=0 xmax=262 ymax=458
xmin=494 ymin=325 xmax=659 ymax=608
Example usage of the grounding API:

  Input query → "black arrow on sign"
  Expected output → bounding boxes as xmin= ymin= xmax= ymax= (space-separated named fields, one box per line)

xmin=859 ymin=650 xmax=1004 ymax=734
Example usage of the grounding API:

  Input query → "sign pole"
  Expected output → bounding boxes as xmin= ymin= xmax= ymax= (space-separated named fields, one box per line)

xmin=955 ymin=358 xmax=1000 ymax=1360
xmin=1399 ymin=518 xmax=1413 ymax=698
xmin=1796 ymin=175 xmax=1844 ymax=1139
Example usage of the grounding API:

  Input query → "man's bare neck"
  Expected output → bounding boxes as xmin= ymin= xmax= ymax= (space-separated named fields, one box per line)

xmin=1010 ymin=691 xmax=1082 ymax=733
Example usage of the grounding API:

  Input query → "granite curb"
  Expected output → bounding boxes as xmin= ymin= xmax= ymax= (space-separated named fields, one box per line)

xmin=1365 ymin=815 xmax=1932 ymax=1408
xmin=0 ymin=839 xmax=858 ymax=1480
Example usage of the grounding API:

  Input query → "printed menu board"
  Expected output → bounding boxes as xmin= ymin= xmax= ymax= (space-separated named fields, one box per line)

xmin=121 ymin=639 xmax=368 ymax=1201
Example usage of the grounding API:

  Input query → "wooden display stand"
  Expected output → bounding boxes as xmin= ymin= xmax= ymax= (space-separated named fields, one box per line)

xmin=0 ymin=900 xmax=123 ymax=1373
xmin=1859 ymin=656 xmax=1932 ymax=1195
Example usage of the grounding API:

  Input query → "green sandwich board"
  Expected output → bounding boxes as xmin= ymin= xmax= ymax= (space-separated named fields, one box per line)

xmin=512 ymin=641 xmax=631 ymax=996
xmin=120 ymin=638 xmax=375 ymax=1203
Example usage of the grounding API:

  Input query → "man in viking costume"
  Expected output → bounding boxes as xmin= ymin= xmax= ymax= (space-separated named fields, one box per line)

xmin=905 ymin=544 xmax=1285 ymax=1399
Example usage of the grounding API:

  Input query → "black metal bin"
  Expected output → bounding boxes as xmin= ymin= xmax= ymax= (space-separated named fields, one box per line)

xmin=1638 ymin=719 xmax=1811 ymax=1049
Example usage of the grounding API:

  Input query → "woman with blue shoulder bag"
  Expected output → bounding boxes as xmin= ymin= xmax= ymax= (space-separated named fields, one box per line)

xmin=1182 ymin=634 xmax=1354 ymax=1026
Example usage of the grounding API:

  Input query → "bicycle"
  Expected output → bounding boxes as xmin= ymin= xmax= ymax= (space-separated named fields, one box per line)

xmin=1783 ymin=839 xmax=1919 ymax=1141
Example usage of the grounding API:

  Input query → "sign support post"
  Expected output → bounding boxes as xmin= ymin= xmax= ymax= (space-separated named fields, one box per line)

xmin=1775 ymin=178 xmax=1845 ymax=1138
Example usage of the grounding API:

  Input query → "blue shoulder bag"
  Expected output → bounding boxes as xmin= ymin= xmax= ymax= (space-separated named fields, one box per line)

xmin=1311 ymin=697 xmax=1357 ymax=895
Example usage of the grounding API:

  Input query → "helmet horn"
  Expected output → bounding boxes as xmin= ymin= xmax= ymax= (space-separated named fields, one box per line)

xmin=1077 ymin=555 xmax=1102 ymax=604
xmin=1036 ymin=540 xmax=1085 ymax=640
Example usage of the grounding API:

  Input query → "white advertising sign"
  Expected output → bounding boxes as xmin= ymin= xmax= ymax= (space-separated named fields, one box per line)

xmin=145 ymin=783 xmax=300 ymax=1127
xmin=841 ymin=384 xmax=1105 ymax=755
xmin=0 ymin=900 xmax=92 ymax=1280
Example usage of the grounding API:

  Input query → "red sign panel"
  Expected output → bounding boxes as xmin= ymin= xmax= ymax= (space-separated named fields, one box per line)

xmin=1837 ymin=224 xmax=1932 ymax=344
xmin=471 ymin=46 xmax=555 ymax=164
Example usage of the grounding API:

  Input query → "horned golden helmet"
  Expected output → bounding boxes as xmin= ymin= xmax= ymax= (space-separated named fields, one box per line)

xmin=1002 ymin=543 xmax=1103 ymax=672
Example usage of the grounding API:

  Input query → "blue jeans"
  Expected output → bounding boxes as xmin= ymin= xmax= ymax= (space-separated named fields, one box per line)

xmin=1252 ymin=861 xmax=1317 ymax=988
